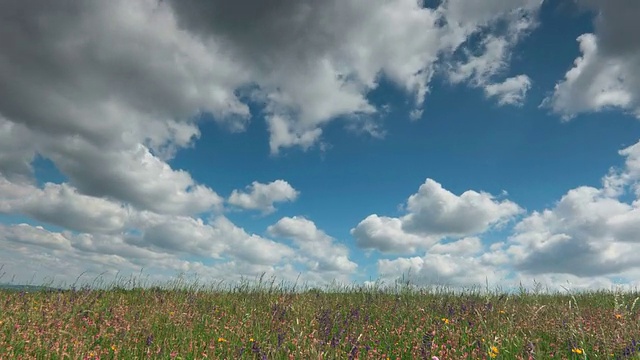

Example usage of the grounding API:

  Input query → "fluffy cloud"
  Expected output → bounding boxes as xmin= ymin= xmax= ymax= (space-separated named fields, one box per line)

xmin=228 ymin=180 xmax=299 ymax=214
xmin=402 ymin=179 xmax=522 ymax=236
xmin=377 ymin=253 xmax=508 ymax=288
xmin=0 ymin=0 xmax=543 ymax=218
xmin=0 ymin=222 xmax=303 ymax=287
xmin=367 ymin=140 xmax=640 ymax=290
xmin=484 ymin=75 xmax=532 ymax=106
xmin=0 ymin=213 xmax=304 ymax=287
xmin=351 ymin=215 xmax=439 ymax=254
xmin=446 ymin=6 xmax=538 ymax=106
xmin=0 ymin=170 xmax=302 ymax=285
xmin=500 ymin=139 xmax=640 ymax=279
xmin=167 ymin=0 xmax=542 ymax=152
xmin=547 ymin=0 xmax=640 ymax=118
xmin=46 ymin=142 xmax=223 ymax=216
xmin=429 ymin=237 xmax=483 ymax=256
xmin=5 ymin=0 xmax=606 ymax=291
xmin=506 ymin=187 xmax=640 ymax=277
xmin=268 ymin=216 xmax=358 ymax=276
xmin=352 ymin=178 xmax=522 ymax=254
xmin=0 ymin=0 xmax=232 ymax=216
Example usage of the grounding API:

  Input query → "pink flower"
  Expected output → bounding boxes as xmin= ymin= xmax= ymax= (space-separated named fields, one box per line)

xmin=432 ymin=357 xmax=440 ymax=360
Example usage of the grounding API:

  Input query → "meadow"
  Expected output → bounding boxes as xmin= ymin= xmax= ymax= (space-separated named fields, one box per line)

xmin=1 ymin=275 xmax=639 ymax=360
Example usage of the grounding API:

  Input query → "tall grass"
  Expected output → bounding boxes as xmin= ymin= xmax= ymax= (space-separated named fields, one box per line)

xmin=1 ymin=274 xmax=639 ymax=359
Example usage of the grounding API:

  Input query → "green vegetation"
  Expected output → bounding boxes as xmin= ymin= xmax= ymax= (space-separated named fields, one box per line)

xmin=1 ymin=276 xmax=639 ymax=359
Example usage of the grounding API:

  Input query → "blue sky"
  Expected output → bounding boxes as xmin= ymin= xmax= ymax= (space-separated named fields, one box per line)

xmin=1 ymin=0 xmax=640 ymax=290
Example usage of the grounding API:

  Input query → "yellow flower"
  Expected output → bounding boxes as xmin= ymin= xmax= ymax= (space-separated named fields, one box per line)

xmin=615 ymin=313 xmax=622 ymax=319
xmin=218 ymin=337 xmax=228 ymax=343
xmin=170 ymin=311 xmax=175 ymax=316
xmin=111 ymin=345 xmax=117 ymax=352
xmin=499 ymin=310 xmax=506 ymax=314
xmin=249 ymin=338 xmax=254 ymax=342
xmin=441 ymin=317 xmax=449 ymax=324
xmin=572 ymin=348 xmax=583 ymax=354
xmin=489 ymin=345 xmax=499 ymax=357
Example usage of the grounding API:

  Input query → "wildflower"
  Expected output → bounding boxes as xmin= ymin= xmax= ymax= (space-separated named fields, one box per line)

xmin=489 ymin=346 xmax=499 ymax=358
xmin=441 ymin=318 xmax=449 ymax=324
xmin=432 ymin=357 xmax=440 ymax=360
xmin=218 ymin=337 xmax=228 ymax=343
xmin=572 ymin=348 xmax=583 ymax=354
xmin=499 ymin=310 xmax=506 ymax=314
xmin=615 ymin=314 xmax=622 ymax=320
xmin=250 ymin=338 xmax=255 ymax=342
xmin=111 ymin=344 xmax=117 ymax=352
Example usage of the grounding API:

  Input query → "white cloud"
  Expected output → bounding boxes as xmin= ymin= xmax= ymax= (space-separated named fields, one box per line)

xmin=1 ymin=0 xmax=594 ymax=290
xmin=0 ymin=178 xmax=129 ymax=234
xmin=0 ymin=0 xmax=544 ymax=224
xmin=446 ymin=6 xmax=538 ymax=106
xmin=228 ymin=180 xmax=299 ymax=214
xmin=352 ymin=178 xmax=521 ymax=254
xmin=367 ymin=140 xmax=640 ymax=290
xmin=2 ymin=223 xmax=72 ymax=251
xmin=547 ymin=0 xmax=640 ymax=119
xmin=268 ymin=216 xmax=357 ymax=276
xmin=484 ymin=75 xmax=532 ymax=106
xmin=377 ymin=253 xmax=508 ymax=288
xmin=429 ymin=237 xmax=483 ymax=256
xmin=506 ymin=186 xmax=640 ymax=277
xmin=167 ymin=0 xmax=543 ymax=152
xmin=0 ymin=213 xmax=304 ymax=287
xmin=46 ymin=141 xmax=223 ymax=216
xmin=402 ymin=179 xmax=522 ymax=236
xmin=351 ymin=215 xmax=438 ymax=254
xmin=501 ymin=139 xmax=640 ymax=278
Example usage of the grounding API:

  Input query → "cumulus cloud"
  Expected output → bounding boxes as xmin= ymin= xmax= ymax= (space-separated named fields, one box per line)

xmin=351 ymin=215 xmax=438 ymax=254
xmin=500 ymin=139 xmax=640 ymax=279
xmin=167 ymin=0 xmax=542 ymax=152
xmin=0 ymin=222 xmax=307 ymax=287
xmin=377 ymin=253 xmax=508 ymax=288
xmin=429 ymin=237 xmax=483 ymax=256
xmin=2 ymin=181 xmax=130 ymax=235
xmin=0 ymin=0 xmax=555 ymax=288
xmin=0 ymin=211 xmax=304 ymax=286
xmin=402 ymin=179 xmax=522 ymax=236
xmin=47 ymin=142 xmax=224 ymax=216
xmin=546 ymin=0 xmax=640 ymax=119
xmin=506 ymin=187 xmax=640 ymax=277
xmin=364 ymin=139 xmax=640 ymax=290
xmin=484 ymin=75 xmax=532 ymax=106
xmin=446 ymin=5 xmax=538 ymax=106
xmin=228 ymin=180 xmax=299 ymax=214
xmin=268 ymin=216 xmax=358 ymax=276
xmin=0 ymin=0 xmax=543 ymax=215
xmin=0 ymin=1 xmax=233 ymax=216
xmin=352 ymin=178 xmax=522 ymax=254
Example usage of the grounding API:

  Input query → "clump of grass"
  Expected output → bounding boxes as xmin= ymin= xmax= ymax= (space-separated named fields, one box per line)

xmin=1 ymin=275 xmax=639 ymax=359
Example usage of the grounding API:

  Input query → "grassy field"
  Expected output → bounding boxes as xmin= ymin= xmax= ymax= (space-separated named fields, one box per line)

xmin=1 ymin=277 xmax=639 ymax=360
